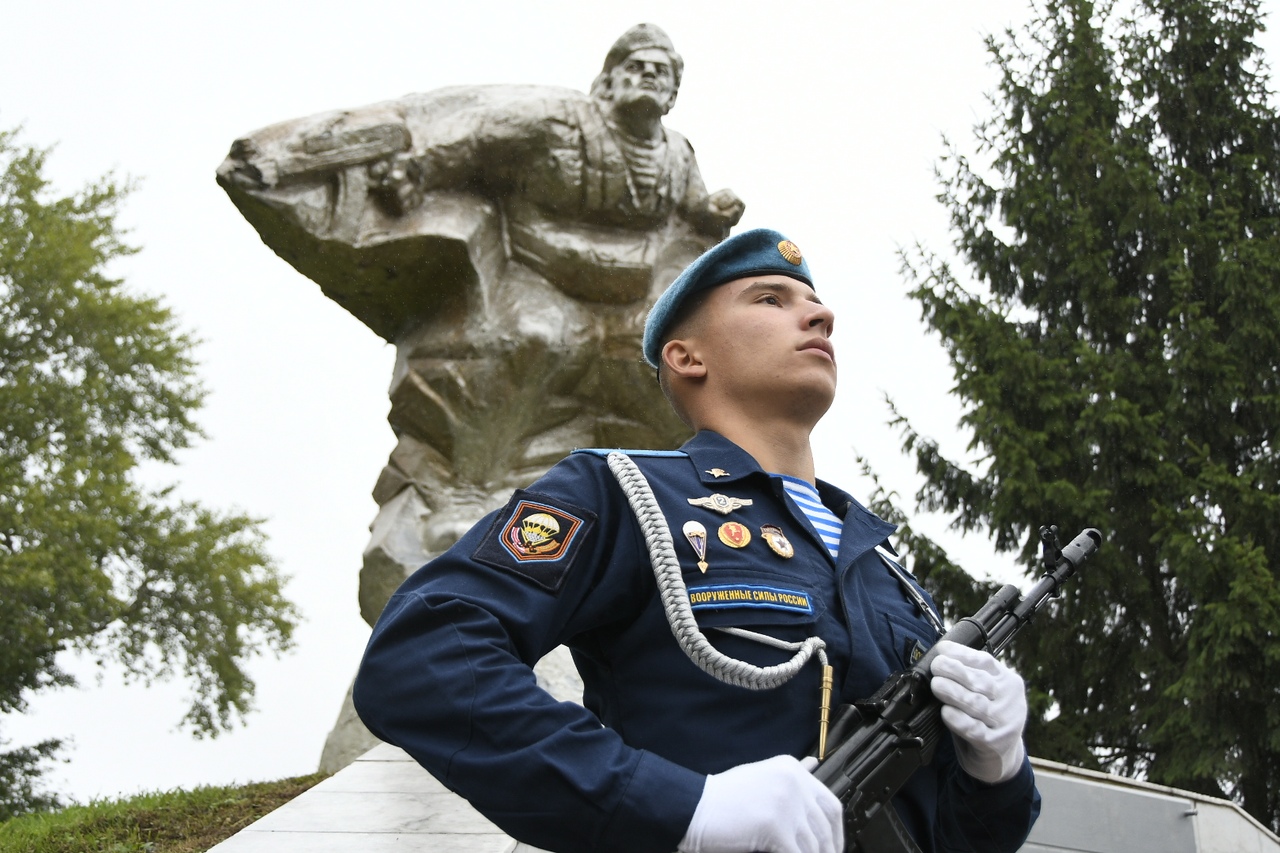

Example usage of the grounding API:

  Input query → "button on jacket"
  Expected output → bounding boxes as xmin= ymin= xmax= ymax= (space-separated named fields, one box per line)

xmin=354 ymin=430 xmax=1040 ymax=853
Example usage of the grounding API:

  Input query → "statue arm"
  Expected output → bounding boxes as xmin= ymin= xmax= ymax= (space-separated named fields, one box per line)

xmin=370 ymin=92 xmax=564 ymax=216
xmin=675 ymin=144 xmax=745 ymax=240
xmin=220 ymin=88 xmax=583 ymax=220
xmin=368 ymin=128 xmax=489 ymax=216
xmin=217 ymin=106 xmax=413 ymax=192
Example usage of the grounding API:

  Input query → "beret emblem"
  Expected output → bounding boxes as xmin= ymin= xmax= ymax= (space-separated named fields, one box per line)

xmin=777 ymin=240 xmax=803 ymax=265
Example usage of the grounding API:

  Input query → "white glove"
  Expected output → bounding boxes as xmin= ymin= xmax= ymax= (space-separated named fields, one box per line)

xmin=929 ymin=640 xmax=1028 ymax=784
xmin=678 ymin=754 xmax=844 ymax=853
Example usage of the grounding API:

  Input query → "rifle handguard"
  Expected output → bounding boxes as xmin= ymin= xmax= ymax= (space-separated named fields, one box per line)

xmin=813 ymin=524 xmax=1102 ymax=852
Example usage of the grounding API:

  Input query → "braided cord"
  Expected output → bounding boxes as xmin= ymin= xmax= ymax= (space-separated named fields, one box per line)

xmin=606 ymin=452 xmax=826 ymax=690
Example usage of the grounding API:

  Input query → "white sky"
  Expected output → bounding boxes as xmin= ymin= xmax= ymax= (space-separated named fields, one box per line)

xmin=4 ymin=0 xmax=1278 ymax=805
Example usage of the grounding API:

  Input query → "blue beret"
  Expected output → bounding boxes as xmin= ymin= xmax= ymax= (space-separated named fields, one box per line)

xmin=642 ymin=228 xmax=813 ymax=367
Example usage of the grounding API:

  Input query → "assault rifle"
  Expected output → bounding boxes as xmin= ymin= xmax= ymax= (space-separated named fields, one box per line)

xmin=811 ymin=525 xmax=1103 ymax=853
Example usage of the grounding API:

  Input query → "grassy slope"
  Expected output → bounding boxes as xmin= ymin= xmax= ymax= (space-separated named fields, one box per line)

xmin=0 ymin=773 xmax=327 ymax=853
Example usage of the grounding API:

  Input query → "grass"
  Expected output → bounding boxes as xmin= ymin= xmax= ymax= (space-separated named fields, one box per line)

xmin=0 ymin=772 xmax=327 ymax=853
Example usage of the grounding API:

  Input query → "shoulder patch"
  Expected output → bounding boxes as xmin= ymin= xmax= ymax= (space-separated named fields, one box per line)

xmin=473 ymin=490 xmax=596 ymax=592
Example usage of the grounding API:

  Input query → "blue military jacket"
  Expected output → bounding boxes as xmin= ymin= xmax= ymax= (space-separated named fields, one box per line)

xmin=354 ymin=431 xmax=1040 ymax=853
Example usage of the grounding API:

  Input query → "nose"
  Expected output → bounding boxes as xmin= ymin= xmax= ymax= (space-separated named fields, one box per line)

xmin=806 ymin=302 xmax=835 ymax=335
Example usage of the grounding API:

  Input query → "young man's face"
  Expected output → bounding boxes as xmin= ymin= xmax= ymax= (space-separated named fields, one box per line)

xmin=687 ymin=274 xmax=837 ymax=419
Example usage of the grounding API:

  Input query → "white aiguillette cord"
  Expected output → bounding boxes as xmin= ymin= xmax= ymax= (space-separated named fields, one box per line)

xmin=605 ymin=452 xmax=828 ymax=690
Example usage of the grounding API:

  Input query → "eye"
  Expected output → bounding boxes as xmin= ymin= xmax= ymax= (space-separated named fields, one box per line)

xmin=760 ymin=294 xmax=783 ymax=306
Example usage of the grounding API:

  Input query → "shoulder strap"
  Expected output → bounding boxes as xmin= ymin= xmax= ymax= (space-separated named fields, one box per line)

xmin=875 ymin=546 xmax=945 ymax=638
xmin=572 ymin=447 xmax=688 ymax=458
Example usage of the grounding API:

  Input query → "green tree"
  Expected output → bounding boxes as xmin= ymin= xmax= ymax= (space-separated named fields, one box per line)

xmin=0 ymin=128 xmax=298 ymax=819
xmin=894 ymin=0 xmax=1280 ymax=830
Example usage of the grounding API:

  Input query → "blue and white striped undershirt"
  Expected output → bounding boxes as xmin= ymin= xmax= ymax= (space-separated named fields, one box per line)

xmin=778 ymin=475 xmax=842 ymax=558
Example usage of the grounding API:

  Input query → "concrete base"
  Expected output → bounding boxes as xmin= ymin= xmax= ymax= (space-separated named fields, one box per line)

xmin=209 ymin=745 xmax=1280 ymax=853
xmin=207 ymin=743 xmax=548 ymax=853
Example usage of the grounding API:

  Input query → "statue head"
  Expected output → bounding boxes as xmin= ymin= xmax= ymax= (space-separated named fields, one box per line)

xmin=590 ymin=23 xmax=683 ymax=116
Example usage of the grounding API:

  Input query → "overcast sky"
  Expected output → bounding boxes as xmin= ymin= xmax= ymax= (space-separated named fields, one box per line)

xmin=5 ymin=1 xmax=1278 ymax=804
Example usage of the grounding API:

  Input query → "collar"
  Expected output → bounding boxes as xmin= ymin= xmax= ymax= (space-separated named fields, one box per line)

xmin=679 ymin=431 xmax=898 ymax=554
xmin=679 ymin=430 xmax=766 ymax=487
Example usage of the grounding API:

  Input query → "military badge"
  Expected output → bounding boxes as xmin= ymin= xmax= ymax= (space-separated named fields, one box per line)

xmin=760 ymin=525 xmax=794 ymax=559
xmin=687 ymin=494 xmax=753 ymax=515
xmin=907 ymin=639 xmax=930 ymax=665
xmin=777 ymin=240 xmax=803 ymax=265
xmin=683 ymin=520 xmax=709 ymax=573
xmin=705 ymin=468 xmax=731 ymax=478
xmin=718 ymin=521 xmax=751 ymax=548
xmin=474 ymin=491 xmax=595 ymax=591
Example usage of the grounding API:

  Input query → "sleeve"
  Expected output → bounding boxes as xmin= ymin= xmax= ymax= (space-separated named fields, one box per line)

xmin=902 ymin=548 xmax=1040 ymax=850
xmin=409 ymin=91 xmax=571 ymax=194
xmin=352 ymin=454 xmax=705 ymax=853
xmin=934 ymin=740 xmax=1041 ymax=853
xmin=671 ymin=136 xmax=725 ymax=240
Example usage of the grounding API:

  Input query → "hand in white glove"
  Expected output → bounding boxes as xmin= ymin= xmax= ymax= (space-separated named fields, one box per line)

xmin=929 ymin=640 xmax=1028 ymax=785
xmin=678 ymin=754 xmax=844 ymax=853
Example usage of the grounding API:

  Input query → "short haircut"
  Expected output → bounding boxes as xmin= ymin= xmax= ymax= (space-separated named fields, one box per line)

xmin=654 ymin=287 xmax=713 ymax=428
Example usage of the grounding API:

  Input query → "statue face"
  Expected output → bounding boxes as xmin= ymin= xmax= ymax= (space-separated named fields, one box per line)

xmin=607 ymin=47 xmax=677 ymax=114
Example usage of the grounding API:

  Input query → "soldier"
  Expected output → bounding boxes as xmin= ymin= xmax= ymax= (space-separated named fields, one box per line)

xmin=354 ymin=228 xmax=1040 ymax=852
xmin=217 ymin=24 xmax=746 ymax=631
xmin=370 ymin=22 xmax=746 ymax=269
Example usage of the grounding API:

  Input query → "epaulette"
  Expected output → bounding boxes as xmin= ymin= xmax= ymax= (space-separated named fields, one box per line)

xmin=572 ymin=448 xmax=688 ymax=458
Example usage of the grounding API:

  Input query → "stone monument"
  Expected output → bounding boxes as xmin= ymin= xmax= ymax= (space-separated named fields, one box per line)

xmin=216 ymin=23 xmax=744 ymax=770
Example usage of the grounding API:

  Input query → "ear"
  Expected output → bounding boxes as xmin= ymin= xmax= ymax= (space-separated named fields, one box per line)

xmin=661 ymin=337 xmax=705 ymax=380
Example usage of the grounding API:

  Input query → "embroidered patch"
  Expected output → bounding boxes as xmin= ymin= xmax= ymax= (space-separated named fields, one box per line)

xmin=688 ymin=583 xmax=814 ymax=614
xmin=473 ymin=491 xmax=595 ymax=591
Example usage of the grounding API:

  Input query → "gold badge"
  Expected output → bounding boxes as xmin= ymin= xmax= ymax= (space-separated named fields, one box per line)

xmin=705 ymin=468 xmax=730 ymax=479
xmin=778 ymin=240 xmax=803 ymax=265
xmin=718 ymin=521 xmax=751 ymax=548
xmin=761 ymin=525 xmax=794 ymax=559
xmin=687 ymin=494 xmax=754 ymax=515
xmin=683 ymin=520 xmax=709 ymax=573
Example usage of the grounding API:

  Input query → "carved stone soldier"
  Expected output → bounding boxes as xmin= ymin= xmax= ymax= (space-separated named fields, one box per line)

xmin=217 ymin=24 xmax=744 ymax=768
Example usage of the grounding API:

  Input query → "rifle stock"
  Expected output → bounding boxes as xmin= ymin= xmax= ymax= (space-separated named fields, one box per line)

xmin=812 ymin=525 xmax=1103 ymax=852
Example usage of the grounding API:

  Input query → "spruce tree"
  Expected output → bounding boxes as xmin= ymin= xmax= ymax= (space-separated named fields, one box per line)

xmin=898 ymin=0 xmax=1280 ymax=828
